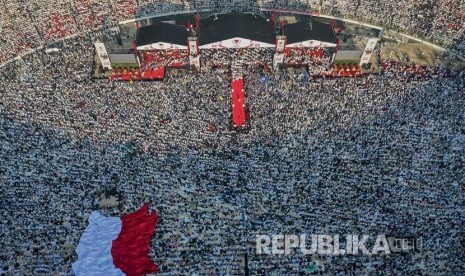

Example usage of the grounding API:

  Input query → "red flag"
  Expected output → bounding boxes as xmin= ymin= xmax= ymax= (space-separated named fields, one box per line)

xmin=111 ymin=204 xmax=159 ymax=276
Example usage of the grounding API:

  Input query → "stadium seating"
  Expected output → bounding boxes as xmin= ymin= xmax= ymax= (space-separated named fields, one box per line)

xmin=0 ymin=0 xmax=463 ymax=65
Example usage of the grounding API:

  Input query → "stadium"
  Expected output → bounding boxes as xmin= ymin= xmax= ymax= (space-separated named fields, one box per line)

xmin=0 ymin=0 xmax=464 ymax=275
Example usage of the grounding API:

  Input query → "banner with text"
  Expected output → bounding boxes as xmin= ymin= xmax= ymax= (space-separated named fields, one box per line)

xmin=94 ymin=43 xmax=112 ymax=70
xmin=359 ymin=38 xmax=378 ymax=65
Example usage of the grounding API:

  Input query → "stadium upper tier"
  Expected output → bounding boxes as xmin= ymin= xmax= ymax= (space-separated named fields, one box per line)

xmin=0 ymin=0 xmax=463 ymax=64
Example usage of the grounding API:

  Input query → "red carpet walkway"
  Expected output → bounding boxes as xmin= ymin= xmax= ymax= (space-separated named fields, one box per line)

xmin=231 ymin=78 xmax=247 ymax=127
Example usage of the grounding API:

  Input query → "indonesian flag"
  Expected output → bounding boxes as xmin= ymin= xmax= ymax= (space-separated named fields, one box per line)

xmin=73 ymin=204 xmax=159 ymax=276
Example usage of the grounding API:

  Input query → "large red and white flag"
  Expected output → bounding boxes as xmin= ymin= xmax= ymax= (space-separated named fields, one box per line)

xmin=73 ymin=203 xmax=159 ymax=276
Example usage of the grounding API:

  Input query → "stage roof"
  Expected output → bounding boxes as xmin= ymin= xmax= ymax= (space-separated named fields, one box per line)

xmin=136 ymin=22 xmax=188 ymax=48
xmin=283 ymin=20 xmax=336 ymax=45
xmin=135 ymin=13 xmax=338 ymax=50
xmin=109 ymin=54 xmax=138 ymax=64
xmin=199 ymin=13 xmax=275 ymax=46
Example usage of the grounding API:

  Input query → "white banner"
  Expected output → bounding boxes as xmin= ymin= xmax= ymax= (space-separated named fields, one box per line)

xmin=199 ymin=37 xmax=275 ymax=49
xmin=286 ymin=40 xmax=337 ymax=48
xmin=137 ymin=43 xmax=188 ymax=50
xmin=360 ymin=38 xmax=378 ymax=65
xmin=276 ymin=37 xmax=286 ymax=52
xmin=273 ymin=53 xmax=284 ymax=68
xmin=45 ymin=48 xmax=60 ymax=53
xmin=94 ymin=43 xmax=112 ymax=70
xmin=189 ymin=55 xmax=200 ymax=69
xmin=188 ymin=39 xmax=198 ymax=56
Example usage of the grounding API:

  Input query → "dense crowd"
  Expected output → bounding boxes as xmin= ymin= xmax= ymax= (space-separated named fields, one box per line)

xmin=314 ymin=0 xmax=465 ymax=56
xmin=1 ymin=0 xmax=464 ymax=66
xmin=1 ymin=34 xmax=464 ymax=275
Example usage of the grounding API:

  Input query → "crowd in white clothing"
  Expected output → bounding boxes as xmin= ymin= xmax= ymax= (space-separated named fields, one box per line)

xmin=314 ymin=0 xmax=465 ymax=56
xmin=0 ymin=0 xmax=464 ymax=275
xmin=0 ymin=33 xmax=464 ymax=275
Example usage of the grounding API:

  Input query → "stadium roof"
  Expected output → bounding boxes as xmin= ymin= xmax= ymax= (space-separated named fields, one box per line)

xmin=283 ymin=20 xmax=336 ymax=45
xmin=136 ymin=22 xmax=188 ymax=48
xmin=199 ymin=13 xmax=275 ymax=46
